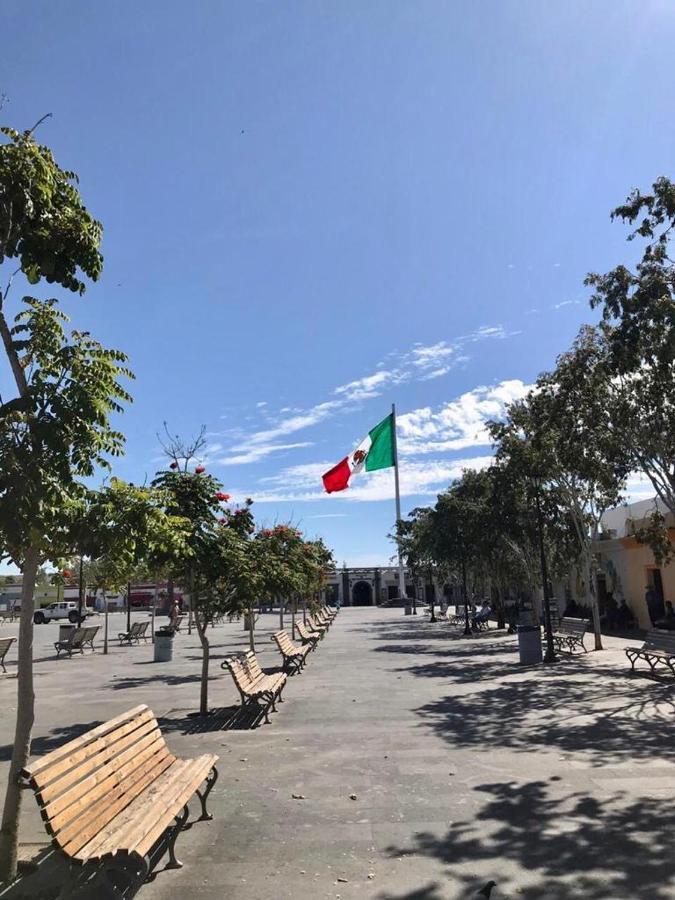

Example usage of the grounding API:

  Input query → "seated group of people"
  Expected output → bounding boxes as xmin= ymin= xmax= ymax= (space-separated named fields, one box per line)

xmin=471 ymin=599 xmax=492 ymax=630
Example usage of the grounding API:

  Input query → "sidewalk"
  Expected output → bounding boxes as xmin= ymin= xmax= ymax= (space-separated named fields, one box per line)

xmin=1 ymin=609 xmax=674 ymax=898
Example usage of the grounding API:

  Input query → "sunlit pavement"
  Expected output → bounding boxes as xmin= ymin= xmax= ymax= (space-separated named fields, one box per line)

xmin=0 ymin=608 xmax=673 ymax=899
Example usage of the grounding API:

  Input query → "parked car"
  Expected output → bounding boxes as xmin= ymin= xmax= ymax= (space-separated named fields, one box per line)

xmin=33 ymin=601 xmax=91 ymax=624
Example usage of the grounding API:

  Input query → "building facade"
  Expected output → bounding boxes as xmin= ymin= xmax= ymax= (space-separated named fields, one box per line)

xmin=595 ymin=497 xmax=675 ymax=629
xmin=322 ymin=565 xmax=443 ymax=607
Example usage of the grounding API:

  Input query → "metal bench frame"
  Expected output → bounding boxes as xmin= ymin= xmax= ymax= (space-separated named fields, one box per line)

xmin=54 ymin=625 xmax=100 ymax=658
xmin=551 ymin=617 xmax=589 ymax=654
xmin=626 ymin=629 xmax=675 ymax=677
xmin=118 ymin=621 xmax=149 ymax=646
xmin=0 ymin=636 xmax=15 ymax=673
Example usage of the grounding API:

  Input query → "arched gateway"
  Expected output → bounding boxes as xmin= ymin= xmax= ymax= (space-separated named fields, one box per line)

xmin=351 ymin=581 xmax=373 ymax=606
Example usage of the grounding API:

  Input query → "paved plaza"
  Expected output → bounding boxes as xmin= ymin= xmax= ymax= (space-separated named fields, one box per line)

xmin=0 ymin=608 xmax=673 ymax=899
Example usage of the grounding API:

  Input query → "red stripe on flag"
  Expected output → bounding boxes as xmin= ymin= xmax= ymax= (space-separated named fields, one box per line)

xmin=322 ymin=457 xmax=351 ymax=493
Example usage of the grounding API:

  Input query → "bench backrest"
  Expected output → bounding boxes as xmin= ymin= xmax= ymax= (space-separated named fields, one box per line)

xmin=559 ymin=617 xmax=589 ymax=635
xmin=138 ymin=621 xmax=149 ymax=635
xmin=67 ymin=628 xmax=88 ymax=648
xmin=644 ymin=629 xmax=675 ymax=653
xmin=0 ymin=637 xmax=15 ymax=655
xmin=222 ymin=655 xmax=254 ymax=691
xmin=243 ymin=651 xmax=265 ymax=682
xmin=21 ymin=705 xmax=172 ymax=858
xmin=296 ymin=622 xmax=314 ymax=640
xmin=129 ymin=622 xmax=142 ymax=637
xmin=273 ymin=630 xmax=297 ymax=654
xmin=84 ymin=626 xmax=99 ymax=642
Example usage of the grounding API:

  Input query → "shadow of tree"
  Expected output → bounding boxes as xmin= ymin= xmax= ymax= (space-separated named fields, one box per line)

xmin=415 ymin=666 xmax=675 ymax=764
xmin=383 ymin=779 xmax=675 ymax=899
xmin=0 ymin=720 xmax=108 ymax=762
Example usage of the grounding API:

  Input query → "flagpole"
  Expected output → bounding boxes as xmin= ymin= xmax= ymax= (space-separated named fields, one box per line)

xmin=391 ymin=403 xmax=407 ymax=606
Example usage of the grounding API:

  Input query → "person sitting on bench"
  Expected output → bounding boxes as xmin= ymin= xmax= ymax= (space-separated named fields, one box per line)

xmin=472 ymin=600 xmax=492 ymax=630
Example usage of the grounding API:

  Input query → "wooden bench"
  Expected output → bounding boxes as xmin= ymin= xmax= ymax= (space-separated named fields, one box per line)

xmin=0 ymin=636 xmax=15 ymax=673
xmin=551 ymin=617 xmax=589 ymax=654
xmin=221 ymin=651 xmax=287 ymax=723
xmin=273 ymin=629 xmax=311 ymax=674
xmin=322 ymin=605 xmax=337 ymax=621
xmin=54 ymin=626 xmax=100 ymax=658
xmin=626 ymin=629 xmax=675 ymax=677
xmin=308 ymin=614 xmax=329 ymax=635
xmin=119 ymin=621 xmax=150 ymax=646
xmin=296 ymin=621 xmax=322 ymax=649
xmin=21 ymin=705 xmax=218 ymax=890
xmin=315 ymin=609 xmax=334 ymax=629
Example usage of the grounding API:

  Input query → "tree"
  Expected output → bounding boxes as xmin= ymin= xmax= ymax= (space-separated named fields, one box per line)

xmin=585 ymin=177 xmax=675 ymax=516
xmin=0 ymin=125 xmax=131 ymax=881
xmin=490 ymin=331 xmax=630 ymax=650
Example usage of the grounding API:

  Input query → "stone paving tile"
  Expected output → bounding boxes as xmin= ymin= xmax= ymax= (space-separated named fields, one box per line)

xmin=1 ymin=608 xmax=674 ymax=899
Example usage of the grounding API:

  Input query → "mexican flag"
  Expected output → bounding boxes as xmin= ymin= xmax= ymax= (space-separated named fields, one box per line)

xmin=322 ymin=413 xmax=396 ymax=493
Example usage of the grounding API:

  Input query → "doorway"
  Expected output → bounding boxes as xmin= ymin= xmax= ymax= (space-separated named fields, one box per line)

xmin=352 ymin=581 xmax=373 ymax=606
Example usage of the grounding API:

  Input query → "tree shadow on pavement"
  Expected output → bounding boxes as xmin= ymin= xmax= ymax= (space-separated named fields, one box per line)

xmin=415 ymin=667 xmax=675 ymax=764
xmin=0 ymin=720 xmax=106 ymax=762
xmin=382 ymin=778 xmax=675 ymax=899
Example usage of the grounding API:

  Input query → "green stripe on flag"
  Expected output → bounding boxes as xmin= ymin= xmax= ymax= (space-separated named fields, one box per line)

xmin=365 ymin=413 xmax=395 ymax=472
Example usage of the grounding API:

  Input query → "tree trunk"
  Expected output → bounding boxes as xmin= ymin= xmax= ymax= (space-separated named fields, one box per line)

xmin=583 ymin=550 xmax=603 ymax=650
xmin=195 ymin=612 xmax=210 ymax=716
xmin=279 ymin=597 xmax=284 ymax=630
xmin=0 ymin=544 xmax=40 ymax=882
xmin=302 ymin=596 xmax=307 ymax=624
xmin=291 ymin=599 xmax=296 ymax=641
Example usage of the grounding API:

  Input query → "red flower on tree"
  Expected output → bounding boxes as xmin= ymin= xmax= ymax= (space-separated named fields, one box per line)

xmin=195 ymin=466 xmax=205 ymax=474
xmin=61 ymin=570 xmax=72 ymax=579
xmin=215 ymin=492 xmax=231 ymax=502
xmin=169 ymin=461 xmax=178 ymax=470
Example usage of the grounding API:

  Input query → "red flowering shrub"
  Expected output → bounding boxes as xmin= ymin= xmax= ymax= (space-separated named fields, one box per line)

xmin=195 ymin=465 xmax=205 ymax=474
xmin=215 ymin=492 xmax=230 ymax=502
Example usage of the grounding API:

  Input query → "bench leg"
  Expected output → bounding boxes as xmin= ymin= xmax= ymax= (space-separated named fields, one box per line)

xmin=166 ymin=804 xmax=189 ymax=869
xmin=196 ymin=766 xmax=218 ymax=821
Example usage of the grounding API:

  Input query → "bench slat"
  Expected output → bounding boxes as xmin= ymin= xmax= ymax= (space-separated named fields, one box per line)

xmin=25 ymin=705 xmax=150 ymax=782
xmin=59 ymin=752 xmax=174 ymax=857
xmin=33 ymin=710 xmax=158 ymax=795
xmin=81 ymin=754 xmax=213 ymax=860
xmin=45 ymin=728 xmax=168 ymax=825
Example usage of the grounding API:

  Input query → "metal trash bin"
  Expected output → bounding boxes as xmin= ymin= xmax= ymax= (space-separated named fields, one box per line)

xmin=59 ymin=623 xmax=76 ymax=643
xmin=154 ymin=628 xmax=174 ymax=662
xmin=517 ymin=624 xmax=542 ymax=665
xmin=404 ymin=605 xmax=413 ymax=616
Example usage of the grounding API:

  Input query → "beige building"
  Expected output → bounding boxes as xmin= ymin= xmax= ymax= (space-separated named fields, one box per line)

xmin=595 ymin=497 xmax=675 ymax=629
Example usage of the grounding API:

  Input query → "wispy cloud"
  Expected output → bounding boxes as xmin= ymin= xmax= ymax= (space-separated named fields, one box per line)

xmin=397 ymin=379 xmax=531 ymax=456
xmin=239 ymin=326 xmax=520 ymax=453
xmin=552 ymin=299 xmax=581 ymax=310
xmin=217 ymin=441 xmax=313 ymax=465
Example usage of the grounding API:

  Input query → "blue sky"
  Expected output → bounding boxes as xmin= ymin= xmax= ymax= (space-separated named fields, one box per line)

xmin=2 ymin=1 xmax=674 ymax=566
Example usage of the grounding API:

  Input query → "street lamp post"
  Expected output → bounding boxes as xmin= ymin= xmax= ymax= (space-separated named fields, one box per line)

xmin=533 ymin=478 xmax=557 ymax=664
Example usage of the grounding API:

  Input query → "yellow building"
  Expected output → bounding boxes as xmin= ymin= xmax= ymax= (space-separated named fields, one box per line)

xmin=595 ymin=498 xmax=675 ymax=629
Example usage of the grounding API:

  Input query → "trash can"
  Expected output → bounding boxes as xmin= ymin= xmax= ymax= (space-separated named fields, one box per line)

xmin=154 ymin=627 xmax=174 ymax=662
xmin=404 ymin=604 xmax=413 ymax=616
xmin=517 ymin=624 xmax=542 ymax=665
xmin=59 ymin=623 xmax=76 ymax=643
